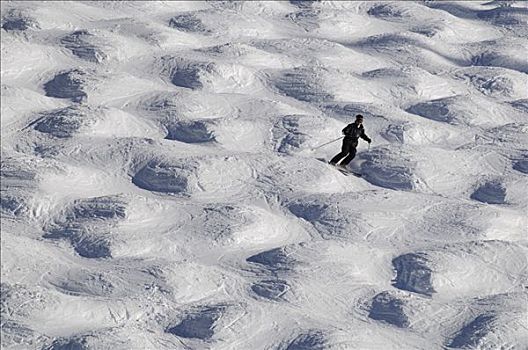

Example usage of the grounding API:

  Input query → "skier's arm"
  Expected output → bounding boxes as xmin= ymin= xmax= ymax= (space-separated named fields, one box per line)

xmin=360 ymin=129 xmax=371 ymax=143
xmin=342 ymin=125 xmax=351 ymax=135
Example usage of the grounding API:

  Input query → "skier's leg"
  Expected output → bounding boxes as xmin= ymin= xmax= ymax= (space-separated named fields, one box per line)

xmin=329 ymin=139 xmax=350 ymax=164
xmin=340 ymin=146 xmax=357 ymax=166
xmin=330 ymin=151 xmax=347 ymax=164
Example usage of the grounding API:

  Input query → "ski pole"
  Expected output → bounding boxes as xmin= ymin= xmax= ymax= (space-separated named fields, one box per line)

xmin=310 ymin=136 xmax=343 ymax=151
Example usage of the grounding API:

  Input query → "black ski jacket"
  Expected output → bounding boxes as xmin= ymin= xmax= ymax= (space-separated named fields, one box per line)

xmin=342 ymin=122 xmax=371 ymax=143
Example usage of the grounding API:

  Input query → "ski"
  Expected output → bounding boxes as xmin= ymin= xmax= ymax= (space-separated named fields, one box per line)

xmin=316 ymin=158 xmax=362 ymax=177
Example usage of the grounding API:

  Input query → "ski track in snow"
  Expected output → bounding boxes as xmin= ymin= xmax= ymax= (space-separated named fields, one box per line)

xmin=1 ymin=1 xmax=527 ymax=349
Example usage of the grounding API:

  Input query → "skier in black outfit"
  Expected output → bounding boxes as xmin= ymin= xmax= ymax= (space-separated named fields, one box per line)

xmin=329 ymin=114 xmax=371 ymax=168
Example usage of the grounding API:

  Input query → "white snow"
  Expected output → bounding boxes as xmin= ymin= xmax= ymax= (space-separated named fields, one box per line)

xmin=1 ymin=1 xmax=527 ymax=349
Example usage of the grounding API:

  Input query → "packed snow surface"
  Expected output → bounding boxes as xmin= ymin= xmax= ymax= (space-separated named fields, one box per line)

xmin=1 ymin=1 xmax=527 ymax=349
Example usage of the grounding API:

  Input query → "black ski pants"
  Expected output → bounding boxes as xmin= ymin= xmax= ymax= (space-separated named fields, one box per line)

xmin=330 ymin=137 xmax=357 ymax=165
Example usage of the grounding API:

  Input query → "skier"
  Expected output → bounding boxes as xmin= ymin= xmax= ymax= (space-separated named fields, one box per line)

xmin=329 ymin=114 xmax=371 ymax=168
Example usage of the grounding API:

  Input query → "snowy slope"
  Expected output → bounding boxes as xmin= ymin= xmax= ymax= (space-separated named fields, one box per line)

xmin=1 ymin=1 xmax=527 ymax=349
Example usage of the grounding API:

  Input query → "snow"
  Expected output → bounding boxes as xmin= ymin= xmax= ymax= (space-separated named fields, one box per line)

xmin=1 ymin=1 xmax=527 ymax=349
